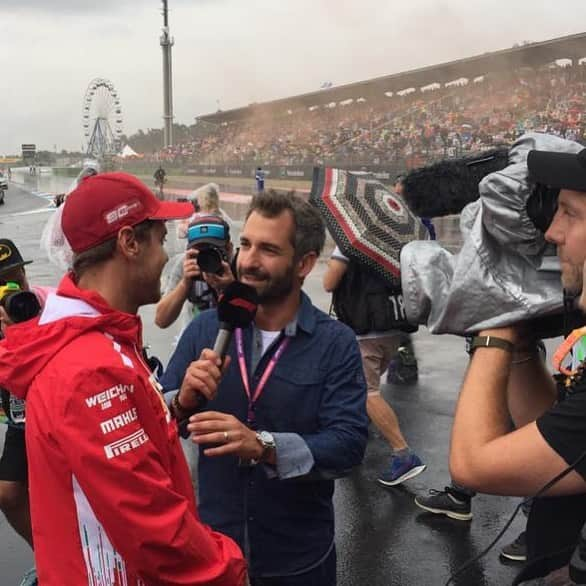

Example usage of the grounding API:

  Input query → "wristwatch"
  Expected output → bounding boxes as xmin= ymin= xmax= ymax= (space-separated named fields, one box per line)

xmin=252 ymin=430 xmax=276 ymax=464
xmin=469 ymin=335 xmax=514 ymax=354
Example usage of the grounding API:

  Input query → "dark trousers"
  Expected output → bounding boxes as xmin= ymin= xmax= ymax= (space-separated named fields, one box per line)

xmin=250 ymin=547 xmax=336 ymax=586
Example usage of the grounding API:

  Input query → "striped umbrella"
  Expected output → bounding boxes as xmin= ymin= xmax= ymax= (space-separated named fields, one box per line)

xmin=310 ymin=167 xmax=427 ymax=288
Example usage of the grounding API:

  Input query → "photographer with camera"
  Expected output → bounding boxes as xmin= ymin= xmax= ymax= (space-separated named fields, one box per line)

xmin=450 ymin=147 xmax=586 ymax=583
xmin=155 ymin=214 xmax=235 ymax=331
xmin=0 ymin=239 xmax=53 ymax=584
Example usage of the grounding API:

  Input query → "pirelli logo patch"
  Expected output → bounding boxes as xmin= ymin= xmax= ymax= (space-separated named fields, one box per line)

xmin=104 ymin=429 xmax=149 ymax=459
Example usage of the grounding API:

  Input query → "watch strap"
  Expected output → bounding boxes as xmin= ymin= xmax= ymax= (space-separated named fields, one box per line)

xmin=470 ymin=335 xmax=514 ymax=354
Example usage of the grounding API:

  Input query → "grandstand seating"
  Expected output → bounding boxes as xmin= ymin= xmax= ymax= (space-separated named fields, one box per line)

xmin=146 ymin=62 xmax=586 ymax=170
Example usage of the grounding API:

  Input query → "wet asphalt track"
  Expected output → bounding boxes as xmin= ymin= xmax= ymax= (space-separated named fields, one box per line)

xmin=0 ymin=174 xmax=542 ymax=585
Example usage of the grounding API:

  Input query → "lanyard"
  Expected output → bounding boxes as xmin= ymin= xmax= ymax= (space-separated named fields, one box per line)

xmin=235 ymin=328 xmax=290 ymax=425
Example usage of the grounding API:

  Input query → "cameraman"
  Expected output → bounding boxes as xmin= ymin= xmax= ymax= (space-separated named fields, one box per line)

xmin=156 ymin=215 xmax=234 ymax=331
xmin=450 ymin=147 xmax=586 ymax=580
xmin=0 ymin=240 xmax=52 ymax=556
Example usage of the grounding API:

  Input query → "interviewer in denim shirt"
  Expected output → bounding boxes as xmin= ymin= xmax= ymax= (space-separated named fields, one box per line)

xmin=162 ymin=190 xmax=368 ymax=586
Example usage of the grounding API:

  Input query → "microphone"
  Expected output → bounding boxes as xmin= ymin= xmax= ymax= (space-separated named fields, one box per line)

xmin=213 ymin=281 xmax=259 ymax=359
xmin=176 ymin=281 xmax=258 ymax=436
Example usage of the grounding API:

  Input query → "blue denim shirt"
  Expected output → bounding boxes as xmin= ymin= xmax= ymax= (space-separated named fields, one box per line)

xmin=161 ymin=292 xmax=368 ymax=577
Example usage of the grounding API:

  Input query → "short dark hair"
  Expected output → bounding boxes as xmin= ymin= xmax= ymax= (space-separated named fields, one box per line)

xmin=246 ymin=190 xmax=325 ymax=259
xmin=72 ymin=220 xmax=158 ymax=279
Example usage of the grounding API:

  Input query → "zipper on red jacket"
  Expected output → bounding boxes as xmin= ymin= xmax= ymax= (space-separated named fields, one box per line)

xmin=132 ymin=344 xmax=171 ymax=423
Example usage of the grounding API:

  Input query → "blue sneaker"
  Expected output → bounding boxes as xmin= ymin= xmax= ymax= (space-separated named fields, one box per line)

xmin=378 ymin=452 xmax=426 ymax=486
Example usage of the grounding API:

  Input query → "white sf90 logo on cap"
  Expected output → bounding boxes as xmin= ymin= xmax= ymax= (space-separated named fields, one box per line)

xmin=104 ymin=200 xmax=142 ymax=225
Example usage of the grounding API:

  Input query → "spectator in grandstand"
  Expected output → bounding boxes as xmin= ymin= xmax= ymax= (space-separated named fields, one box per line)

xmin=148 ymin=62 xmax=585 ymax=171
xmin=323 ymin=246 xmax=426 ymax=486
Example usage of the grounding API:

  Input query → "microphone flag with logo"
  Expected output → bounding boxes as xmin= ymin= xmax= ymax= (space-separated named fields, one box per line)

xmin=213 ymin=281 xmax=259 ymax=359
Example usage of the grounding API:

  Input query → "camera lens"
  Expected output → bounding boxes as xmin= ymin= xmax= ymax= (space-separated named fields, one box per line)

xmin=3 ymin=291 xmax=41 ymax=323
xmin=196 ymin=247 xmax=224 ymax=275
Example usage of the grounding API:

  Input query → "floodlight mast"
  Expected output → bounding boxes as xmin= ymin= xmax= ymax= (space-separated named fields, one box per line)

xmin=160 ymin=0 xmax=174 ymax=147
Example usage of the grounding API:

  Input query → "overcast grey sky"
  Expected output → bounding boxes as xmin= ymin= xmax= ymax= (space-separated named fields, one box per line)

xmin=1 ymin=0 xmax=586 ymax=154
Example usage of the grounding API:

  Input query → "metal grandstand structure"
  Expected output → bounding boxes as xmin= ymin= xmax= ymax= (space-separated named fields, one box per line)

xmin=197 ymin=32 xmax=586 ymax=124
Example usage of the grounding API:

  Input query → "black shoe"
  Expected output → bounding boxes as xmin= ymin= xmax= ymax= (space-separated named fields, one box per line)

xmin=500 ymin=531 xmax=527 ymax=562
xmin=414 ymin=487 xmax=473 ymax=521
xmin=387 ymin=346 xmax=418 ymax=385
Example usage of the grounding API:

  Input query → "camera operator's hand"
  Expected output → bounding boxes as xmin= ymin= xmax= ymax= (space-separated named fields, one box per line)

xmin=181 ymin=248 xmax=201 ymax=286
xmin=177 ymin=349 xmax=231 ymax=410
xmin=203 ymin=261 xmax=235 ymax=293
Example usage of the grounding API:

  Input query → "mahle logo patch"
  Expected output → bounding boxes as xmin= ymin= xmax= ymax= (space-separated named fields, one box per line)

xmin=0 ymin=245 xmax=12 ymax=263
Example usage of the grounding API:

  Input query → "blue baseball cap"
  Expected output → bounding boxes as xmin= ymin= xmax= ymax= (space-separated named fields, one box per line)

xmin=187 ymin=215 xmax=230 ymax=248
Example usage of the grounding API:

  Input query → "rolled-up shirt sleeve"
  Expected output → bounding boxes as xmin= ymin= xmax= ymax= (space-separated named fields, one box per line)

xmin=265 ymin=433 xmax=315 ymax=479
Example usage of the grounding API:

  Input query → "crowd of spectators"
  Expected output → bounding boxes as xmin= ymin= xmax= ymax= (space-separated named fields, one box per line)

xmin=147 ymin=63 xmax=586 ymax=168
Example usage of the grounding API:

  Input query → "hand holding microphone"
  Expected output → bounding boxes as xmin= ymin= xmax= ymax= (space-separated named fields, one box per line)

xmin=177 ymin=348 xmax=226 ymax=409
xmin=174 ymin=282 xmax=258 ymax=431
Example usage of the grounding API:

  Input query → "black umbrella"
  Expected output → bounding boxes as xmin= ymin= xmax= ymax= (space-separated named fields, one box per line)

xmin=310 ymin=167 xmax=427 ymax=288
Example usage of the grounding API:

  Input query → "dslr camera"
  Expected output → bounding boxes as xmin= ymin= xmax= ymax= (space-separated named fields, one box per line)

xmin=0 ymin=282 xmax=41 ymax=324
xmin=187 ymin=216 xmax=231 ymax=276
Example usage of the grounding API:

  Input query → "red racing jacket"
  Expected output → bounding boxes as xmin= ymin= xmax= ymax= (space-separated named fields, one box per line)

xmin=0 ymin=273 xmax=246 ymax=586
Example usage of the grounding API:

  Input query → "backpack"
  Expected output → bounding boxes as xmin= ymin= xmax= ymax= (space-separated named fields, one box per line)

xmin=332 ymin=260 xmax=417 ymax=335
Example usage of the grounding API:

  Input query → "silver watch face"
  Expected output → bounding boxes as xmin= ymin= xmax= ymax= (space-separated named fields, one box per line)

xmin=258 ymin=431 xmax=275 ymax=448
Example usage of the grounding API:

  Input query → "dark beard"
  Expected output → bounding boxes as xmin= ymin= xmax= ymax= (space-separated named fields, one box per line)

xmin=238 ymin=266 xmax=295 ymax=304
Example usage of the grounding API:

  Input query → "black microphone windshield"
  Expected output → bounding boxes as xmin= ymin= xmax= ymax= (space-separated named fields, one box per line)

xmin=402 ymin=148 xmax=509 ymax=217
xmin=216 ymin=281 xmax=259 ymax=328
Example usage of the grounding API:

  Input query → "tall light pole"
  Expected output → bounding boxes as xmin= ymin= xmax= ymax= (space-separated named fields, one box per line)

xmin=160 ymin=0 xmax=174 ymax=147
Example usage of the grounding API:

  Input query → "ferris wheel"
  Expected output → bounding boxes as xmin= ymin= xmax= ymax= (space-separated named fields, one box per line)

xmin=82 ymin=77 xmax=123 ymax=159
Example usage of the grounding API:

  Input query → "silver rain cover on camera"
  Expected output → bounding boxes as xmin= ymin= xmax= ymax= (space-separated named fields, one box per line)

xmin=400 ymin=132 xmax=583 ymax=335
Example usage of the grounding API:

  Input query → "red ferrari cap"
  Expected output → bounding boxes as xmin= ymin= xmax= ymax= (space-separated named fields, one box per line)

xmin=62 ymin=172 xmax=193 ymax=253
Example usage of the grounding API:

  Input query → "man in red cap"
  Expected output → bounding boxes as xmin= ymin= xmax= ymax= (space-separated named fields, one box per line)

xmin=0 ymin=173 xmax=247 ymax=585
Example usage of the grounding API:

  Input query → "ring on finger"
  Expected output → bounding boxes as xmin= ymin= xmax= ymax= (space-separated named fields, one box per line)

xmin=223 ymin=430 xmax=230 ymax=443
